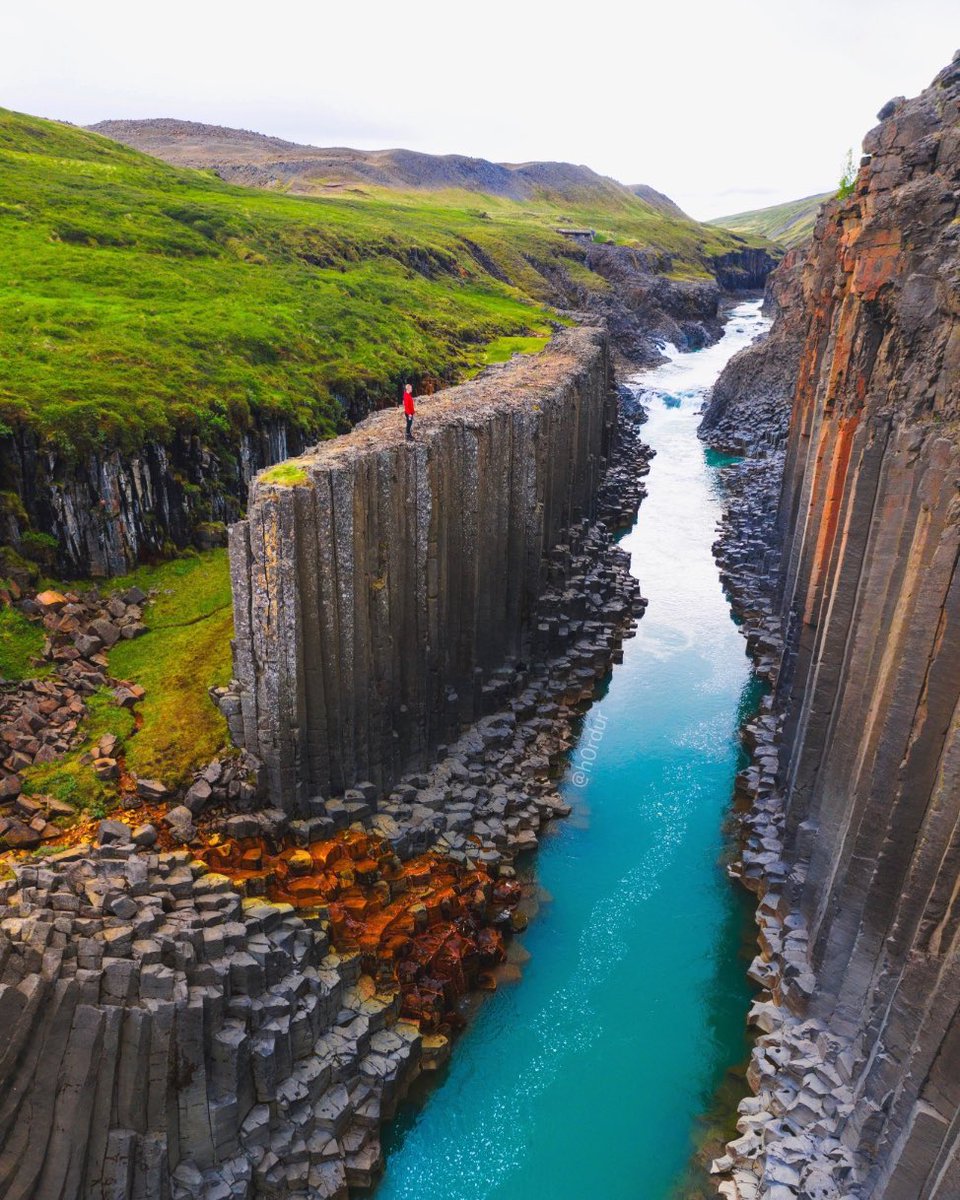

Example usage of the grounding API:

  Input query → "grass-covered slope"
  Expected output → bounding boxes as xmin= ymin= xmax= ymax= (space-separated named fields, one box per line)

xmin=0 ymin=107 xmax=767 ymax=461
xmin=0 ymin=110 xmax=543 ymax=457
xmin=107 ymin=551 xmax=233 ymax=785
xmin=18 ymin=551 xmax=234 ymax=811
xmin=707 ymin=192 xmax=831 ymax=248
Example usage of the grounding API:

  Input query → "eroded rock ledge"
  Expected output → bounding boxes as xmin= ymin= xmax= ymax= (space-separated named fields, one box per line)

xmin=704 ymin=50 xmax=960 ymax=1200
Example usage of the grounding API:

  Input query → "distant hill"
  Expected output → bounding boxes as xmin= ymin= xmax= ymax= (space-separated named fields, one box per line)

xmin=88 ymin=118 xmax=686 ymax=214
xmin=2 ymin=106 xmax=771 ymax=463
xmin=707 ymin=192 xmax=832 ymax=247
xmin=627 ymin=183 xmax=689 ymax=220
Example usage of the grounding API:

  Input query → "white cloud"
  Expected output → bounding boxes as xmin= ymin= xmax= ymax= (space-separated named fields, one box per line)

xmin=4 ymin=0 xmax=958 ymax=218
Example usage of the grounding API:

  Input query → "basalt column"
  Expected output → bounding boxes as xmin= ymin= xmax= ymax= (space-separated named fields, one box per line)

xmin=769 ymin=55 xmax=960 ymax=1198
xmin=228 ymin=328 xmax=616 ymax=811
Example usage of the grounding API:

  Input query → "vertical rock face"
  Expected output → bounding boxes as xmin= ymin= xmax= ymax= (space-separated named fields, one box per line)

xmin=699 ymin=247 xmax=807 ymax=456
xmin=775 ymin=55 xmax=960 ymax=1196
xmin=229 ymin=328 xmax=616 ymax=810
xmin=2 ymin=418 xmax=310 ymax=578
xmin=714 ymin=54 xmax=960 ymax=1199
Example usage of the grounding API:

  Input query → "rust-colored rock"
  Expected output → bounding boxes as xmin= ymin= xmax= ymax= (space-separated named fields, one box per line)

xmin=196 ymin=828 xmax=518 ymax=1032
xmin=713 ymin=51 xmax=960 ymax=1200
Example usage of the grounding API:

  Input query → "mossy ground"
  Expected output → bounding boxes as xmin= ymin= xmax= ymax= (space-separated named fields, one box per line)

xmin=0 ymin=602 xmax=47 ymax=681
xmin=260 ymin=462 xmax=310 ymax=487
xmin=479 ymin=334 xmax=552 ymax=364
xmin=21 ymin=690 xmax=135 ymax=814
xmin=108 ymin=551 xmax=234 ymax=788
xmin=19 ymin=550 xmax=234 ymax=815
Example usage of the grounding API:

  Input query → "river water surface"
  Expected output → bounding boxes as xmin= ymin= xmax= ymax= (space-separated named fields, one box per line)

xmin=377 ymin=300 xmax=770 ymax=1199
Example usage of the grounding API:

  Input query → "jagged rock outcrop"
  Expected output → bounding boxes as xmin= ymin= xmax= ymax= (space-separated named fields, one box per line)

xmin=700 ymin=247 xmax=806 ymax=455
xmin=228 ymin=328 xmax=622 ymax=808
xmin=706 ymin=52 xmax=960 ymax=1200
xmin=581 ymin=242 xmax=779 ymax=364
xmin=711 ymin=247 xmax=780 ymax=293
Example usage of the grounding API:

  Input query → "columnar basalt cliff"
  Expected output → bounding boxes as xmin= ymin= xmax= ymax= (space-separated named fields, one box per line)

xmin=705 ymin=52 xmax=960 ymax=1200
xmin=0 ymin=329 xmax=648 ymax=1199
xmin=228 ymin=328 xmax=619 ymax=809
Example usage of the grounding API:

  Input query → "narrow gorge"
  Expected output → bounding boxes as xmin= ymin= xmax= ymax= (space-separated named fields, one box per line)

xmin=1 ymin=41 xmax=959 ymax=1200
xmin=0 ymin=328 xmax=654 ymax=1198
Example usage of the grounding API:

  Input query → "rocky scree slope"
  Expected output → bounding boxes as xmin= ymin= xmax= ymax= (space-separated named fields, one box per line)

xmin=703 ymin=51 xmax=960 ymax=1200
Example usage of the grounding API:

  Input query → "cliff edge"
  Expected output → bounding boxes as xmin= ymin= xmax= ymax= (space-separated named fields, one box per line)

xmin=706 ymin=50 xmax=960 ymax=1200
xmin=228 ymin=328 xmax=620 ymax=809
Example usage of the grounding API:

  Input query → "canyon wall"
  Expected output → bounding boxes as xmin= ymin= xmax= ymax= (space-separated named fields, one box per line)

xmin=775 ymin=55 xmax=960 ymax=1198
xmin=1 ymin=418 xmax=314 ymax=579
xmin=228 ymin=328 xmax=617 ymax=810
xmin=708 ymin=52 xmax=960 ymax=1200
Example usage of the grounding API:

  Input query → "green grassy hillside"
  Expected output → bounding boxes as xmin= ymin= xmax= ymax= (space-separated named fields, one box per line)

xmin=707 ymin=192 xmax=831 ymax=248
xmin=0 ymin=107 xmax=766 ymax=460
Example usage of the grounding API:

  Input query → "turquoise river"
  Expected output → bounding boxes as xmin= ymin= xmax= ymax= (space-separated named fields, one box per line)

xmin=377 ymin=299 xmax=770 ymax=1199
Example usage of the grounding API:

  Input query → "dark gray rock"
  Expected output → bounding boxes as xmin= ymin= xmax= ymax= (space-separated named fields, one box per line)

xmin=98 ymin=818 xmax=132 ymax=846
xmin=130 ymin=822 xmax=157 ymax=847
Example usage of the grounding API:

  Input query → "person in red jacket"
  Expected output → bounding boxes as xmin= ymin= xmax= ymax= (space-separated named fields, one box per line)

xmin=402 ymin=383 xmax=416 ymax=440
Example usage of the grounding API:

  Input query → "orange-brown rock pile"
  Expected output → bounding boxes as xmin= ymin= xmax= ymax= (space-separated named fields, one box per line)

xmin=197 ymin=830 xmax=519 ymax=1031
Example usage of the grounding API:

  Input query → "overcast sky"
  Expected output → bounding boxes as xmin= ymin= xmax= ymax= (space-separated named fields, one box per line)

xmin=5 ymin=1 xmax=959 ymax=219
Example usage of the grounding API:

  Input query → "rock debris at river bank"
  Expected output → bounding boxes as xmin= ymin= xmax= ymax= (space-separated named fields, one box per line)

xmin=702 ymin=268 xmax=867 ymax=1200
xmin=374 ymin=299 xmax=771 ymax=1200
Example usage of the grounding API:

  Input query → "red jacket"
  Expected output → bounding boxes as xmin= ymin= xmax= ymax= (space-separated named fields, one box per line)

xmin=403 ymin=392 xmax=416 ymax=416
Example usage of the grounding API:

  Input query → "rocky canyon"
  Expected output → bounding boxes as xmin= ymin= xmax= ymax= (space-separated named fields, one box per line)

xmin=1 ymin=36 xmax=960 ymax=1200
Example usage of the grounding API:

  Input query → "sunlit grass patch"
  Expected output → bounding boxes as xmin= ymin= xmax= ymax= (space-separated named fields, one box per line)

xmin=108 ymin=550 xmax=234 ymax=788
xmin=0 ymin=602 xmax=46 ymax=681
xmin=260 ymin=462 xmax=309 ymax=486
xmin=480 ymin=334 xmax=551 ymax=364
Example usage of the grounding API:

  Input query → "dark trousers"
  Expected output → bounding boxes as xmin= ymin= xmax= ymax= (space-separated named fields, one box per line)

xmin=405 ymin=414 xmax=414 ymax=439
